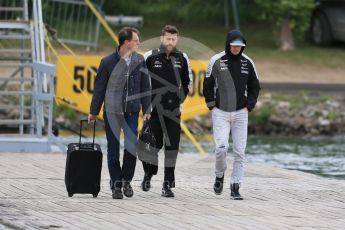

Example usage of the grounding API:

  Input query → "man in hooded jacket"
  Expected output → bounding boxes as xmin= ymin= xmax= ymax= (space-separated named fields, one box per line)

xmin=203 ymin=30 xmax=261 ymax=200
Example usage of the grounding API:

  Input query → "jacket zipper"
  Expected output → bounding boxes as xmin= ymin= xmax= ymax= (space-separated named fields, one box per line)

xmin=125 ymin=67 xmax=129 ymax=112
xmin=214 ymin=77 xmax=218 ymax=104
xmin=124 ymin=61 xmax=131 ymax=113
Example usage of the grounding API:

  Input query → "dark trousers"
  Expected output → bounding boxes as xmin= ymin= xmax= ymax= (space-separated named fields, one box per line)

xmin=104 ymin=112 xmax=138 ymax=189
xmin=142 ymin=112 xmax=181 ymax=188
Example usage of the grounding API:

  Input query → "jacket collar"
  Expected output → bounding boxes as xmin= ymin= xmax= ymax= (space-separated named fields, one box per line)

xmin=115 ymin=47 xmax=138 ymax=63
xmin=158 ymin=44 xmax=179 ymax=58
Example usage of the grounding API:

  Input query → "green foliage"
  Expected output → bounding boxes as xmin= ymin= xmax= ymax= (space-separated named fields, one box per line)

xmin=270 ymin=91 xmax=333 ymax=111
xmin=54 ymin=104 xmax=77 ymax=120
xmin=100 ymin=0 xmax=316 ymax=46
xmin=102 ymin=0 xmax=314 ymax=32
xmin=327 ymin=111 xmax=337 ymax=121
xmin=319 ymin=95 xmax=330 ymax=103
xmin=250 ymin=91 xmax=337 ymax=125
xmin=254 ymin=0 xmax=314 ymax=39
xmin=24 ymin=96 xmax=31 ymax=106
xmin=249 ymin=106 xmax=274 ymax=124
xmin=103 ymin=0 xmax=224 ymax=26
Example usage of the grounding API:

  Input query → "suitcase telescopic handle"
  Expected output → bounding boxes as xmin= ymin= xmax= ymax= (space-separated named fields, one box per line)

xmin=79 ymin=119 xmax=96 ymax=148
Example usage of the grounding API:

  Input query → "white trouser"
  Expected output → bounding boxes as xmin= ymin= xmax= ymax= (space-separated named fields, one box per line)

xmin=212 ymin=107 xmax=248 ymax=184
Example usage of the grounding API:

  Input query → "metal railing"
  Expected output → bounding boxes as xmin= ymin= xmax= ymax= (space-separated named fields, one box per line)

xmin=0 ymin=0 xmax=64 ymax=152
xmin=0 ymin=0 xmax=28 ymax=20
xmin=32 ymin=61 xmax=65 ymax=152
xmin=43 ymin=0 xmax=102 ymax=50
xmin=32 ymin=61 xmax=54 ymax=137
xmin=0 ymin=0 xmax=32 ymax=134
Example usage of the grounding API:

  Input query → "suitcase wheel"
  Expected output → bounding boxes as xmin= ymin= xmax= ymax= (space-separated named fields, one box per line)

xmin=68 ymin=193 xmax=73 ymax=197
xmin=92 ymin=193 xmax=98 ymax=198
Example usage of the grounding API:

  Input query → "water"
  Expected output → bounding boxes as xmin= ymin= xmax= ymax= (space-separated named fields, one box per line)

xmin=247 ymin=135 xmax=345 ymax=179
xmin=180 ymin=135 xmax=345 ymax=179
xmin=60 ymin=132 xmax=345 ymax=179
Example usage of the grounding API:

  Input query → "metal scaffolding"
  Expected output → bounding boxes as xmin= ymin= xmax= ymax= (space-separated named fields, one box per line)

xmin=0 ymin=0 xmax=64 ymax=153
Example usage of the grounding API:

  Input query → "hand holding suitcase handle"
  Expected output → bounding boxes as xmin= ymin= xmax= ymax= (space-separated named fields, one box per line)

xmin=79 ymin=119 xmax=96 ymax=149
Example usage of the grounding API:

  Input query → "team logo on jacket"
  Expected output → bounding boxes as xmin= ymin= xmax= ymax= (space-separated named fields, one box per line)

xmin=241 ymin=59 xmax=249 ymax=75
xmin=173 ymin=60 xmax=182 ymax=68
xmin=241 ymin=66 xmax=249 ymax=75
xmin=220 ymin=59 xmax=228 ymax=71
xmin=154 ymin=60 xmax=162 ymax=68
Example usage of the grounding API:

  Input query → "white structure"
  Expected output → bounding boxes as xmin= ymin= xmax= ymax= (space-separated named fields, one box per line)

xmin=0 ymin=0 xmax=64 ymax=152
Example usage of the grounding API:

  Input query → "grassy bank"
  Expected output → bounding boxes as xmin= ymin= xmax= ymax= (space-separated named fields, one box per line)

xmin=94 ymin=23 xmax=345 ymax=68
xmin=45 ymin=20 xmax=345 ymax=68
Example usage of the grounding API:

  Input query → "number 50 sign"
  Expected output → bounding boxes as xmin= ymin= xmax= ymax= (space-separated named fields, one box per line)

xmin=56 ymin=55 xmax=209 ymax=121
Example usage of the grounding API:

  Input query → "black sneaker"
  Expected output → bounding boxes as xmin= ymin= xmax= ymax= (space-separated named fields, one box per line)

xmin=161 ymin=185 xmax=174 ymax=198
xmin=213 ymin=176 xmax=224 ymax=195
xmin=123 ymin=181 xmax=134 ymax=198
xmin=112 ymin=188 xmax=123 ymax=199
xmin=141 ymin=173 xmax=152 ymax=192
xmin=230 ymin=183 xmax=243 ymax=200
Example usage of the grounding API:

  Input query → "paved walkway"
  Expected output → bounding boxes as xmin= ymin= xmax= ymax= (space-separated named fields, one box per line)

xmin=1 ymin=153 xmax=345 ymax=229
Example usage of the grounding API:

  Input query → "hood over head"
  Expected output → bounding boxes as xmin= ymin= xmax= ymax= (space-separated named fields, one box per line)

xmin=225 ymin=29 xmax=246 ymax=56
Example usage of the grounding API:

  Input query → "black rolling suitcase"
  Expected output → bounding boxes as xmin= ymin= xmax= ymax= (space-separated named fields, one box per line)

xmin=65 ymin=119 xmax=103 ymax=198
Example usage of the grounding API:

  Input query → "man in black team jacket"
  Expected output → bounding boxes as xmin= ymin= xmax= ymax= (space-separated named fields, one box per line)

xmin=141 ymin=25 xmax=192 ymax=197
xmin=88 ymin=27 xmax=151 ymax=199
xmin=203 ymin=30 xmax=260 ymax=200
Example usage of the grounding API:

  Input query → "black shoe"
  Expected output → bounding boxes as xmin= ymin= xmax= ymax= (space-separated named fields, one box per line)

xmin=213 ymin=176 xmax=224 ymax=195
xmin=123 ymin=181 xmax=134 ymax=197
xmin=112 ymin=188 xmax=123 ymax=199
xmin=141 ymin=173 xmax=152 ymax=192
xmin=161 ymin=185 xmax=175 ymax=198
xmin=230 ymin=183 xmax=243 ymax=200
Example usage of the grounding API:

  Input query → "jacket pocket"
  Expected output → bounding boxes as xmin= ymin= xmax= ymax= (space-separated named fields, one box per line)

xmin=104 ymin=90 xmax=123 ymax=113
xmin=215 ymin=89 xmax=220 ymax=108
xmin=109 ymin=63 xmax=128 ymax=91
